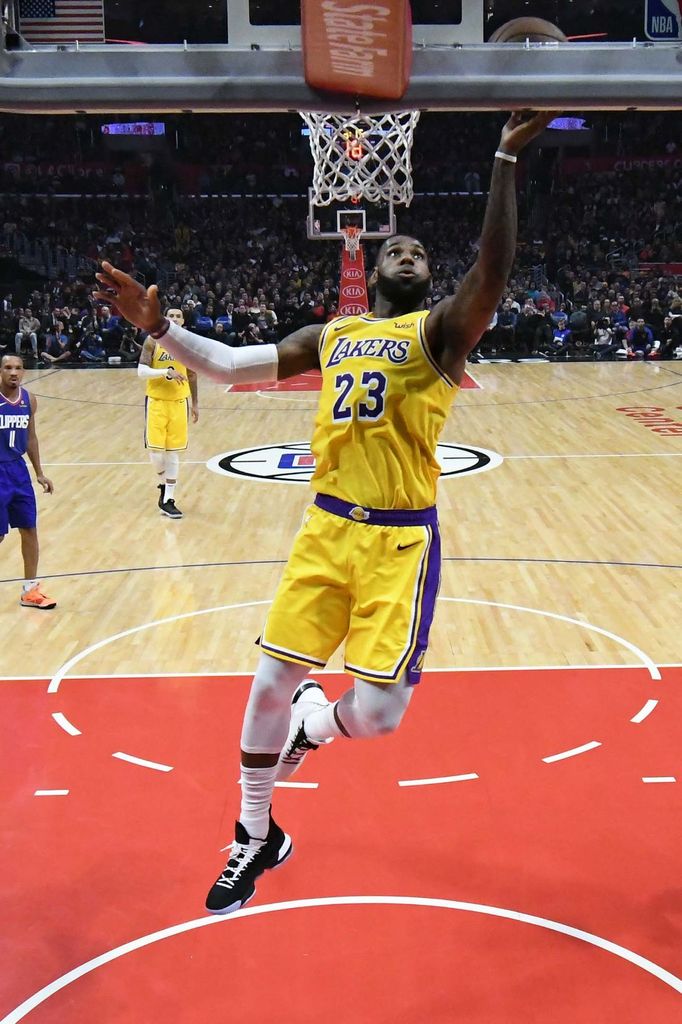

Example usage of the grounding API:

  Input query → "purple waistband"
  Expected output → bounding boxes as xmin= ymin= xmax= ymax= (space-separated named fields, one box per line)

xmin=314 ymin=492 xmax=438 ymax=527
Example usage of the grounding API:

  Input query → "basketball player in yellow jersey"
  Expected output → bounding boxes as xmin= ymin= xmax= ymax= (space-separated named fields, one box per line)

xmin=138 ymin=307 xmax=198 ymax=519
xmin=97 ymin=110 xmax=553 ymax=913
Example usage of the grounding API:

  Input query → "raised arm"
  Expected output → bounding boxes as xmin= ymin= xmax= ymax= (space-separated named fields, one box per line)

xmin=94 ymin=263 xmax=321 ymax=383
xmin=425 ymin=111 xmax=554 ymax=383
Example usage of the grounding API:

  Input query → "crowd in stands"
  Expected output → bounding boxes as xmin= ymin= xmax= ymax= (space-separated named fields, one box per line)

xmin=1 ymin=112 xmax=681 ymax=365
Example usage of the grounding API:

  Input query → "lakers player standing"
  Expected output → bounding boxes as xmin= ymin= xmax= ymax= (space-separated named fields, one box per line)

xmin=138 ymin=307 xmax=198 ymax=519
xmin=96 ymin=111 xmax=552 ymax=912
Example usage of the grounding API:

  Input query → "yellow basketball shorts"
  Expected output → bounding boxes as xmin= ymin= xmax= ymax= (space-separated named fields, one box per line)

xmin=261 ymin=494 xmax=441 ymax=684
xmin=144 ymin=397 xmax=189 ymax=451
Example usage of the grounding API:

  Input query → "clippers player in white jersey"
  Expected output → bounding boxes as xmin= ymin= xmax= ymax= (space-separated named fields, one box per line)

xmin=0 ymin=354 xmax=55 ymax=608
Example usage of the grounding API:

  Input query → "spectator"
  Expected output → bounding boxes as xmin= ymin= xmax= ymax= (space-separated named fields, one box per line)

xmin=118 ymin=325 xmax=143 ymax=362
xmin=627 ymin=318 xmax=654 ymax=359
xmin=592 ymin=318 xmax=620 ymax=361
xmin=40 ymin=321 xmax=69 ymax=363
xmin=41 ymin=322 xmax=76 ymax=364
xmin=658 ymin=315 xmax=682 ymax=360
xmin=14 ymin=309 xmax=40 ymax=360
xmin=514 ymin=302 xmax=542 ymax=359
xmin=81 ymin=332 xmax=106 ymax=362
xmin=98 ymin=305 xmax=123 ymax=354
xmin=549 ymin=316 xmax=572 ymax=361
xmin=495 ymin=299 xmax=517 ymax=356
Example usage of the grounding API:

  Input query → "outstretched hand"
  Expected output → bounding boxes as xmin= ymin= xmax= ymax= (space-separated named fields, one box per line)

xmin=94 ymin=262 xmax=165 ymax=334
xmin=499 ymin=110 xmax=556 ymax=155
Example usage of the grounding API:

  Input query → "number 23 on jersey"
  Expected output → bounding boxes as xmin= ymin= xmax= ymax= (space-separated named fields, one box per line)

xmin=332 ymin=370 xmax=387 ymax=422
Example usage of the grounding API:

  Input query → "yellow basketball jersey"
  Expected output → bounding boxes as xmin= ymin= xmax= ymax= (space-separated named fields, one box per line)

xmin=145 ymin=343 xmax=191 ymax=401
xmin=311 ymin=311 xmax=458 ymax=508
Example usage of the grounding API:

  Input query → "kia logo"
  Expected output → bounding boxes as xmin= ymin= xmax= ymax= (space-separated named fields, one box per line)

xmin=339 ymin=303 xmax=367 ymax=315
xmin=344 ymin=268 xmax=363 ymax=280
xmin=342 ymin=285 xmax=364 ymax=298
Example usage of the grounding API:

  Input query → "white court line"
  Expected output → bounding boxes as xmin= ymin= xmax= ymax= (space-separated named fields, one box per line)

xmin=2 ymin=895 xmax=680 ymax=1024
xmin=47 ymin=600 xmax=272 ymax=693
xmin=34 ymin=790 xmax=69 ymax=797
xmin=439 ymin=597 xmax=661 ymax=681
xmin=41 ymin=454 xmax=682 ymax=468
xmin=630 ymin=699 xmax=659 ymax=724
xmin=43 ymin=460 xmax=206 ymax=467
xmin=542 ymin=741 xmax=602 ymax=764
xmin=399 ymin=773 xmax=479 ymax=787
xmin=237 ymin=779 xmax=318 ymax=790
xmin=504 ymin=453 xmax=682 ymax=460
xmin=7 ymin=663 xmax=679 ymax=682
xmin=254 ymin=390 xmax=318 ymax=402
xmin=51 ymin=712 xmax=81 ymax=736
xmin=112 ymin=752 xmax=173 ymax=773
xmin=642 ymin=777 xmax=676 ymax=784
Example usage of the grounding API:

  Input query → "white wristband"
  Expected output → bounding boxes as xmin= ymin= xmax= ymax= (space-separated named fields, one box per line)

xmin=161 ymin=321 xmax=279 ymax=384
xmin=495 ymin=150 xmax=518 ymax=163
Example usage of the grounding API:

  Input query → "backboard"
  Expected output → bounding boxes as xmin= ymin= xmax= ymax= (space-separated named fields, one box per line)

xmin=307 ymin=190 xmax=396 ymax=241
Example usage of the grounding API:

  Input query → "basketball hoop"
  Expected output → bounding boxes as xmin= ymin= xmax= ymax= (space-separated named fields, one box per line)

xmin=340 ymin=225 xmax=363 ymax=260
xmin=300 ymin=111 xmax=420 ymax=207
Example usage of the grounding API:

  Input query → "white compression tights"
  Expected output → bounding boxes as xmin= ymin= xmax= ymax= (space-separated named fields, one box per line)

xmin=149 ymin=450 xmax=180 ymax=479
xmin=240 ymin=653 xmax=415 ymax=755
xmin=238 ymin=654 xmax=415 ymax=840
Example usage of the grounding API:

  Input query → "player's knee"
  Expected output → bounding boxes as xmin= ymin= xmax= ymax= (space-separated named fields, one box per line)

xmin=352 ymin=678 xmax=412 ymax=737
xmin=356 ymin=698 xmax=406 ymax=736
xmin=248 ymin=676 xmax=286 ymax=715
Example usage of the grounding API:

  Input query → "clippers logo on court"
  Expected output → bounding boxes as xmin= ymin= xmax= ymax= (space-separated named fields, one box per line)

xmin=645 ymin=0 xmax=681 ymax=38
xmin=206 ymin=442 xmax=503 ymax=484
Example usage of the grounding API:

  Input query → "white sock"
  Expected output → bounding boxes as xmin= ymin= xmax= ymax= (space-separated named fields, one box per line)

xmin=22 ymin=579 xmax=38 ymax=593
xmin=164 ymin=482 xmax=176 ymax=502
xmin=239 ymin=764 xmax=278 ymax=840
xmin=304 ymin=701 xmax=347 ymax=743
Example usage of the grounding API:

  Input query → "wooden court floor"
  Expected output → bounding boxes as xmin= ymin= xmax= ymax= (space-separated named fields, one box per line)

xmin=2 ymin=361 xmax=682 ymax=1023
xmin=3 ymin=360 xmax=681 ymax=678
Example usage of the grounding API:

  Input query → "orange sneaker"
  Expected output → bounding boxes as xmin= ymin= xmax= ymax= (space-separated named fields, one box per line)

xmin=20 ymin=584 xmax=57 ymax=610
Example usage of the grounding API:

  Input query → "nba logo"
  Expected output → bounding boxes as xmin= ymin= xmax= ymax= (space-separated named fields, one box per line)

xmin=645 ymin=0 xmax=681 ymax=38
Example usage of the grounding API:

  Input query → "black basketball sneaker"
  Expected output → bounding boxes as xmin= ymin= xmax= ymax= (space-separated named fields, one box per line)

xmin=205 ymin=815 xmax=292 ymax=914
xmin=160 ymin=498 xmax=183 ymax=519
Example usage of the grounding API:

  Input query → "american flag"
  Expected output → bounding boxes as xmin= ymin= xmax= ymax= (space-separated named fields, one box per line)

xmin=19 ymin=0 xmax=105 ymax=44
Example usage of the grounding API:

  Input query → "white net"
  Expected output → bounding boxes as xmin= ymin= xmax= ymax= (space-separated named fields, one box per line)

xmin=341 ymin=226 xmax=363 ymax=258
xmin=300 ymin=111 xmax=420 ymax=207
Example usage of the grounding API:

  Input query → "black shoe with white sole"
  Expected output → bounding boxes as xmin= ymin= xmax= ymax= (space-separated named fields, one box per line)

xmin=205 ymin=816 xmax=292 ymax=914
xmin=160 ymin=498 xmax=183 ymax=519
xmin=157 ymin=483 xmax=165 ymax=509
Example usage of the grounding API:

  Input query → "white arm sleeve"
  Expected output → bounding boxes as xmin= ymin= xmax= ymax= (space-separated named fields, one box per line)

xmin=137 ymin=364 xmax=168 ymax=380
xmin=155 ymin=321 xmax=279 ymax=384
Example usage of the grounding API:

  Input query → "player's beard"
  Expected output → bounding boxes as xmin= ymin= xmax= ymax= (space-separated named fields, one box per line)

xmin=376 ymin=268 xmax=431 ymax=311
